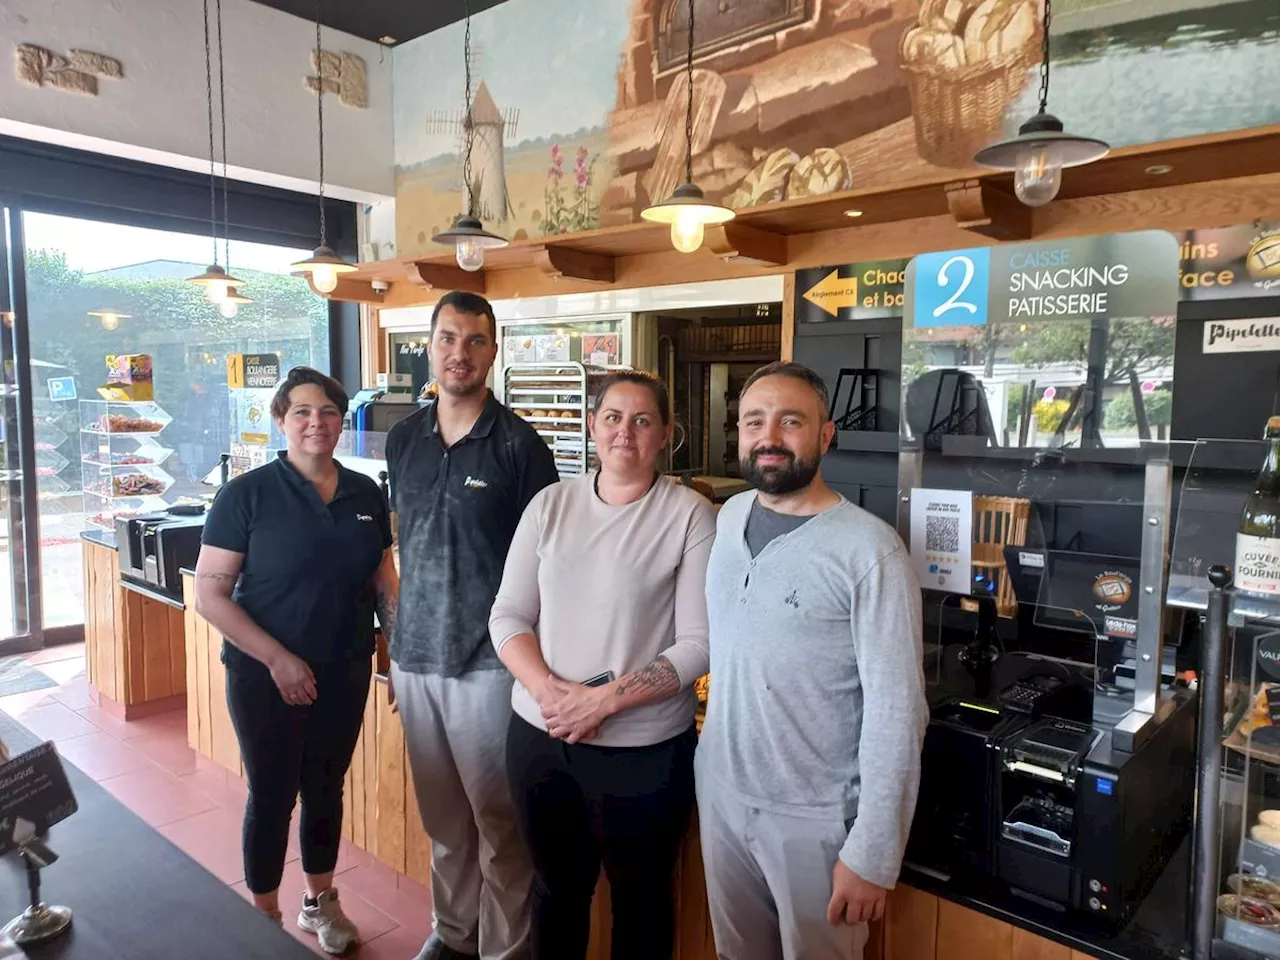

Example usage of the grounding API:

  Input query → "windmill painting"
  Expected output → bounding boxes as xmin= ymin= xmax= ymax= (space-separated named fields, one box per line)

xmin=426 ymin=67 xmax=520 ymax=226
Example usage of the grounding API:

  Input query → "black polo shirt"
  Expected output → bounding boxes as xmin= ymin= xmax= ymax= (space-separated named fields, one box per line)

xmin=386 ymin=393 xmax=559 ymax=677
xmin=201 ymin=452 xmax=392 ymax=672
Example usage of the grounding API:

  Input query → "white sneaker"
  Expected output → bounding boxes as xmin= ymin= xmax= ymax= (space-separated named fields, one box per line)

xmin=297 ymin=888 xmax=359 ymax=955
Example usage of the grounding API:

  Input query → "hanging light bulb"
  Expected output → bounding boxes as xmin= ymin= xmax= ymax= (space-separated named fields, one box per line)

xmin=88 ymin=310 xmax=130 ymax=331
xmin=293 ymin=0 xmax=356 ymax=293
xmin=431 ymin=0 xmax=507 ymax=269
xmin=642 ymin=183 xmax=735 ymax=254
xmin=672 ymin=211 xmax=704 ymax=255
xmin=1014 ymin=140 xmax=1064 ymax=207
xmin=188 ymin=0 xmax=240 ymax=303
xmin=434 ymin=215 xmax=507 ymax=272
xmin=973 ymin=0 xmax=1107 ymax=207
xmin=188 ymin=263 xmax=242 ymax=304
xmin=292 ymin=245 xmax=356 ymax=292
xmin=217 ymin=286 xmax=253 ymax=319
xmin=640 ymin=0 xmax=734 ymax=252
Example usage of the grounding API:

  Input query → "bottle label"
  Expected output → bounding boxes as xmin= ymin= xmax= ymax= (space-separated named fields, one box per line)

xmin=1236 ymin=534 xmax=1280 ymax=594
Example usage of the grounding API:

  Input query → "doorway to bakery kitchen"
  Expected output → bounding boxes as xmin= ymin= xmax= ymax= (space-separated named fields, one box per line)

xmin=653 ymin=301 xmax=784 ymax=496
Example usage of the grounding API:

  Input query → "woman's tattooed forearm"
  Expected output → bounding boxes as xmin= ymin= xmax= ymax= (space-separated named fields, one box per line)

xmin=615 ymin=656 xmax=679 ymax=699
xmin=197 ymin=572 xmax=237 ymax=583
xmin=375 ymin=587 xmax=398 ymax=641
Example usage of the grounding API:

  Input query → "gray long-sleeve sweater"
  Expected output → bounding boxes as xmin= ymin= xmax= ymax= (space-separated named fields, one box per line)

xmin=698 ymin=491 xmax=928 ymax=889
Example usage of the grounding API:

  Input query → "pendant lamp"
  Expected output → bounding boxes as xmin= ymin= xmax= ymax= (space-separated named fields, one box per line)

xmin=431 ymin=0 xmax=507 ymax=272
xmin=640 ymin=0 xmax=734 ymax=253
xmin=292 ymin=0 xmax=356 ymax=292
xmin=213 ymin=0 xmax=252 ymax=318
xmin=972 ymin=0 xmax=1108 ymax=207
xmin=188 ymin=0 xmax=241 ymax=302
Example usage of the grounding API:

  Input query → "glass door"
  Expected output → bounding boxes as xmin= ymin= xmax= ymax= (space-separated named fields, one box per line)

xmin=18 ymin=210 xmax=325 ymax=631
xmin=0 ymin=201 xmax=43 ymax=651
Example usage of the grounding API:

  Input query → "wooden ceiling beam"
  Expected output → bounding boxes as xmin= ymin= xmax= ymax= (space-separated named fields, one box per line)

xmin=324 ymin=128 xmax=1280 ymax=308
xmin=703 ymin=223 xmax=788 ymax=267
xmin=407 ymin=261 xmax=486 ymax=294
xmin=944 ymin=179 xmax=1032 ymax=241
xmin=533 ymin=246 xmax=617 ymax=284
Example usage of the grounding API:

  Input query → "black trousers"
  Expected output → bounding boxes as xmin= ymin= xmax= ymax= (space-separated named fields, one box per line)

xmin=506 ymin=715 xmax=697 ymax=960
xmin=226 ymin=655 xmax=371 ymax=895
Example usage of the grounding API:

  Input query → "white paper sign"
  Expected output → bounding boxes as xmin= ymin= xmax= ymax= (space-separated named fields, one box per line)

xmin=909 ymin=488 xmax=973 ymax=595
xmin=1203 ymin=318 xmax=1280 ymax=354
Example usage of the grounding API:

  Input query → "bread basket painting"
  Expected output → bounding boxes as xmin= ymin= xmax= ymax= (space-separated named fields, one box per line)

xmin=901 ymin=0 xmax=1043 ymax=168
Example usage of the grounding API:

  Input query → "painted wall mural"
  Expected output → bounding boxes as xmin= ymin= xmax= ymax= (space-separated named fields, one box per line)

xmin=392 ymin=0 xmax=1280 ymax=257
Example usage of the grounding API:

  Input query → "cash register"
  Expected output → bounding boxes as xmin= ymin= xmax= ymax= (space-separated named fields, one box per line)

xmin=907 ymin=504 xmax=1196 ymax=926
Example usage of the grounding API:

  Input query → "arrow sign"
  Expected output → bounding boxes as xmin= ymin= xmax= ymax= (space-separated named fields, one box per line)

xmin=802 ymin=270 xmax=860 ymax=318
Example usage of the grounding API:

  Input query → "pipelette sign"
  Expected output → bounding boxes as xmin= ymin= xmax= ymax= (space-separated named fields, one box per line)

xmin=1202 ymin=318 xmax=1280 ymax=355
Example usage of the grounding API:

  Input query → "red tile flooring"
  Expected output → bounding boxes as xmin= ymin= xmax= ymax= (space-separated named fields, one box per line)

xmin=0 ymin=643 xmax=433 ymax=957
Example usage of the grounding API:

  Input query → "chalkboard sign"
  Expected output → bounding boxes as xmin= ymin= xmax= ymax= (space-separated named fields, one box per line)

xmin=0 ymin=742 xmax=77 ymax=857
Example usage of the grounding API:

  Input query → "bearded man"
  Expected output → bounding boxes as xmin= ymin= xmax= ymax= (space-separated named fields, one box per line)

xmin=695 ymin=361 xmax=928 ymax=960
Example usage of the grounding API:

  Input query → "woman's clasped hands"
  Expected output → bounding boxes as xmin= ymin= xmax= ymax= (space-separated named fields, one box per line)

xmin=538 ymin=674 xmax=613 ymax=744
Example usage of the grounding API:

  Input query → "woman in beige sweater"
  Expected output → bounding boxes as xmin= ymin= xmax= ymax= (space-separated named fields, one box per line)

xmin=489 ymin=370 xmax=716 ymax=960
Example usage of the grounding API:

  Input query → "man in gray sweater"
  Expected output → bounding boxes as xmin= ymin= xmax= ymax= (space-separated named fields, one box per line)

xmin=697 ymin=361 xmax=928 ymax=960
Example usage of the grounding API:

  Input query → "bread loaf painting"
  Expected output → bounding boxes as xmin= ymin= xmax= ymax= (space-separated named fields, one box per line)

xmin=902 ymin=0 xmax=1039 ymax=70
xmin=726 ymin=148 xmax=800 ymax=210
xmin=900 ymin=0 xmax=1042 ymax=167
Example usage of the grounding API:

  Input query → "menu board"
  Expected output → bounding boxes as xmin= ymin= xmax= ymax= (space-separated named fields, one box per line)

xmin=582 ymin=333 xmax=620 ymax=367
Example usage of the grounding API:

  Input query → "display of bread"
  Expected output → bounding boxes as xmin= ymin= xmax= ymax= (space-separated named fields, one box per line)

xmin=901 ymin=0 xmax=1039 ymax=71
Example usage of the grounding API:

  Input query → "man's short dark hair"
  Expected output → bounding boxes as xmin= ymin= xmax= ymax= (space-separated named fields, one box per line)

xmin=431 ymin=290 xmax=497 ymax=341
xmin=592 ymin=369 xmax=671 ymax=426
xmin=270 ymin=366 xmax=349 ymax=419
xmin=740 ymin=361 xmax=830 ymax=420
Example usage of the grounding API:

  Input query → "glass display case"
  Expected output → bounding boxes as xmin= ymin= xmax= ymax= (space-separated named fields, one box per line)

xmin=78 ymin=399 xmax=173 ymax=531
xmin=1174 ymin=438 xmax=1280 ymax=957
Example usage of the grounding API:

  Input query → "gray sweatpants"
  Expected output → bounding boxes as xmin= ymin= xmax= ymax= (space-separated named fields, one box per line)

xmin=392 ymin=664 xmax=532 ymax=960
xmin=696 ymin=771 xmax=868 ymax=960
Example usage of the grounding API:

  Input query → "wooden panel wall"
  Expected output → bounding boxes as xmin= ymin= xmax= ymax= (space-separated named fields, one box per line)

xmin=84 ymin=540 xmax=186 ymax=709
xmin=182 ymin=573 xmax=242 ymax=775
xmin=83 ymin=540 xmax=121 ymax=699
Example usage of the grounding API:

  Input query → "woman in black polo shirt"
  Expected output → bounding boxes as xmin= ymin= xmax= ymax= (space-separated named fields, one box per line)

xmin=195 ymin=366 xmax=396 ymax=955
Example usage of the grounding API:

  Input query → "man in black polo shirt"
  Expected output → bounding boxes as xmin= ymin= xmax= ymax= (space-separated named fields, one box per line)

xmin=387 ymin=291 xmax=558 ymax=960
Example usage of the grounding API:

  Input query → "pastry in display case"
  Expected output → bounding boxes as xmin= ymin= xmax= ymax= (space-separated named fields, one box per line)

xmin=1173 ymin=430 xmax=1280 ymax=956
xmin=78 ymin=399 xmax=174 ymax=531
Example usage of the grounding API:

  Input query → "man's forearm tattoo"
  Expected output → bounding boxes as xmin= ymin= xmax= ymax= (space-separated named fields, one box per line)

xmin=197 ymin=572 xmax=237 ymax=583
xmin=616 ymin=656 xmax=679 ymax=699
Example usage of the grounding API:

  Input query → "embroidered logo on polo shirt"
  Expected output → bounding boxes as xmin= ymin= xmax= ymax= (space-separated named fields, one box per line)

xmin=356 ymin=514 xmax=374 ymax=521
xmin=464 ymin=476 xmax=489 ymax=489
xmin=784 ymin=589 xmax=800 ymax=609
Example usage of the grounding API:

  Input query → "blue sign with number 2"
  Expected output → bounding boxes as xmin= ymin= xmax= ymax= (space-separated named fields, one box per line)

xmin=912 ymin=247 xmax=990 ymax=328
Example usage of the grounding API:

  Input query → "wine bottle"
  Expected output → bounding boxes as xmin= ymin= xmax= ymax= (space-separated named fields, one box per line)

xmin=1235 ymin=416 xmax=1280 ymax=596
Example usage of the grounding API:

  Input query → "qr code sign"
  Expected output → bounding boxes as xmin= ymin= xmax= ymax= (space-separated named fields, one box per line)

xmin=926 ymin=515 xmax=960 ymax=554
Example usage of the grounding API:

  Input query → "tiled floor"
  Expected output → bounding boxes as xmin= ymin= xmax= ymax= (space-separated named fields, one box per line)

xmin=0 ymin=643 xmax=434 ymax=957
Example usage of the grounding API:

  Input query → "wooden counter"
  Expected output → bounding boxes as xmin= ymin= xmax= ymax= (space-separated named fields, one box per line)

xmin=179 ymin=571 xmax=1165 ymax=960
xmin=82 ymin=535 xmax=187 ymax=718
